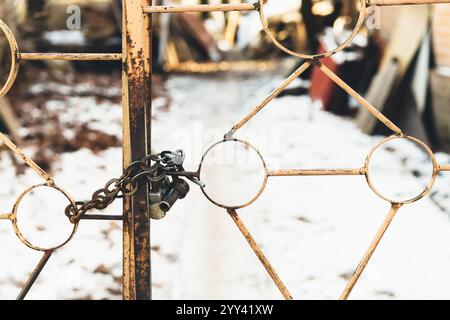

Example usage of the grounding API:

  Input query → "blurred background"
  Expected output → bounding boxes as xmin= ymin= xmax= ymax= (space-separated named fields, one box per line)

xmin=1 ymin=0 xmax=450 ymax=300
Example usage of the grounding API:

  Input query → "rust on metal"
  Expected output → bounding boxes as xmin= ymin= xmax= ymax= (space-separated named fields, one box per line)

xmin=11 ymin=184 xmax=78 ymax=252
xmin=438 ymin=165 xmax=450 ymax=172
xmin=143 ymin=3 xmax=257 ymax=13
xmin=122 ymin=0 xmax=153 ymax=300
xmin=267 ymin=168 xmax=365 ymax=177
xmin=0 ymin=213 xmax=11 ymax=220
xmin=364 ymin=135 xmax=438 ymax=204
xmin=198 ymin=139 xmax=268 ymax=209
xmin=18 ymin=53 xmax=122 ymax=61
xmin=340 ymin=203 xmax=403 ymax=300
xmin=0 ymin=0 xmax=449 ymax=301
xmin=121 ymin=0 xmax=136 ymax=301
xmin=79 ymin=214 xmax=123 ymax=221
xmin=226 ymin=60 xmax=313 ymax=138
xmin=163 ymin=60 xmax=275 ymax=73
xmin=0 ymin=18 xmax=121 ymax=97
xmin=228 ymin=209 xmax=293 ymax=300
xmin=17 ymin=250 xmax=53 ymax=300
xmin=200 ymin=133 xmax=442 ymax=300
xmin=367 ymin=0 xmax=450 ymax=5
xmin=258 ymin=0 xmax=367 ymax=60
xmin=316 ymin=61 xmax=403 ymax=135
xmin=0 ymin=19 xmax=20 ymax=97
xmin=0 ymin=132 xmax=53 ymax=184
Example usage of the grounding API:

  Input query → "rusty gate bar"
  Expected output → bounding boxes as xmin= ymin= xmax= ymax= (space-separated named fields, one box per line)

xmin=123 ymin=0 xmax=152 ymax=300
xmin=122 ymin=0 xmax=135 ymax=300
xmin=16 ymin=250 xmax=53 ymax=300
xmin=140 ymin=0 xmax=153 ymax=300
xmin=227 ymin=209 xmax=293 ymax=300
xmin=18 ymin=53 xmax=122 ymax=61
xmin=0 ymin=0 xmax=447 ymax=301
xmin=340 ymin=204 xmax=403 ymax=299
xmin=367 ymin=0 xmax=450 ymax=5
xmin=316 ymin=61 xmax=403 ymax=135
xmin=226 ymin=60 xmax=313 ymax=138
xmin=79 ymin=214 xmax=123 ymax=221
xmin=122 ymin=0 xmax=152 ymax=300
xmin=267 ymin=168 xmax=365 ymax=177
xmin=143 ymin=3 xmax=257 ymax=13
xmin=0 ymin=132 xmax=53 ymax=183
xmin=0 ymin=214 xmax=10 ymax=220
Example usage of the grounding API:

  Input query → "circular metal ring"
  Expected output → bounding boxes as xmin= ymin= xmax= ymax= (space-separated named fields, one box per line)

xmin=198 ymin=139 xmax=268 ymax=209
xmin=258 ymin=0 xmax=367 ymax=59
xmin=0 ymin=19 xmax=20 ymax=97
xmin=364 ymin=135 xmax=438 ymax=205
xmin=10 ymin=183 xmax=79 ymax=252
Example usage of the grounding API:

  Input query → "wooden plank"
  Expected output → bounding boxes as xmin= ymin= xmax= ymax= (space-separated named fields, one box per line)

xmin=121 ymin=0 xmax=135 ymax=300
xmin=357 ymin=5 xmax=429 ymax=134
xmin=379 ymin=5 xmax=430 ymax=78
xmin=432 ymin=4 xmax=450 ymax=68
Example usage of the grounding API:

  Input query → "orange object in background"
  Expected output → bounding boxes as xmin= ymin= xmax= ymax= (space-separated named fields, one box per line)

xmin=309 ymin=42 xmax=340 ymax=111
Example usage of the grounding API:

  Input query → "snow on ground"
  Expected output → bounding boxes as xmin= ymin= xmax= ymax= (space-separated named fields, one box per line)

xmin=1 ymin=70 xmax=450 ymax=300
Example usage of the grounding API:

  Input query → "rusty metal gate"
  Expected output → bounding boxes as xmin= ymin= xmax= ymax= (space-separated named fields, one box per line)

xmin=1 ymin=0 xmax=450 ymax=300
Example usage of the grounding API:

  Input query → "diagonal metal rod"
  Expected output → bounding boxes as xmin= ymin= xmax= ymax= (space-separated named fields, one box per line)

xmin=143 ymin=3 xmax=257 ymax=13
xmin=17 ymin=250 xmax=53 ymax=300
xmin=367 ymin=0 xmax=450 ymax=5
xmin=317 ymin=62 xmax=403 ymax=135
xmin=225 ymin=60 xmax=312 ymax=138
xmin=228 ymin=209 xmax=293 ymax=300
xmin=19 ymin=53 xmax=122 ymax=61
xmin=267 ymin=168 xmax=365 ymax=177
xmin=0 ymin=132 xmax=53 ymax=184
xmin=340 ymin=203 xmax=402 ymax=300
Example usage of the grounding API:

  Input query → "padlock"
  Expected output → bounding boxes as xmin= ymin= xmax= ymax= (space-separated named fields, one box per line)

xmin=149 ymin=176 xmax=170 ymax=220
xmin=159 ymin=179 xmax=190 ymax=212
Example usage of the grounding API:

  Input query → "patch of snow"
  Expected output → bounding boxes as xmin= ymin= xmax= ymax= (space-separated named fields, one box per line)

xmin=1 ymin=72 xmax=450 ymax=300
xmin=43 ymin=31 xmax=86 ymax=46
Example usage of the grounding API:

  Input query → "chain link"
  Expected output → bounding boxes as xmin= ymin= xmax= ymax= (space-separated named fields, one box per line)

xmin=64 ymin=151 xmax=199 ymax=224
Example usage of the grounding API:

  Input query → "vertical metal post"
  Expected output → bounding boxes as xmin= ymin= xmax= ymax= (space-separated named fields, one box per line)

xmin=122 ymin=0 xmax=152 ymax=300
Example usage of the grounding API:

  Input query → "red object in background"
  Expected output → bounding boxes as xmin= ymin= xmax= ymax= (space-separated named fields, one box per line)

xmin=309 ymin=42 xmax=340 ymax=112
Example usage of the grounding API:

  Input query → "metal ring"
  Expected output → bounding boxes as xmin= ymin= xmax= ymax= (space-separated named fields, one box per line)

xmin=258 ymin=0 xmax=367 ymax=59
xmin=0 ymin=19 xmax=20 ymax=97
xmin=10 ymin=183 xmax=79 ymax=252
xmin=364 ymin=135 xmax=438 ymax=205
xmin=198 ymin=139 xmax=268 ymax=209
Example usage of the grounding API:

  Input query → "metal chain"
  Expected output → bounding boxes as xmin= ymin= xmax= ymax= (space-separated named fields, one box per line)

xmin=64 ymin=151 xmax=200 ymax=224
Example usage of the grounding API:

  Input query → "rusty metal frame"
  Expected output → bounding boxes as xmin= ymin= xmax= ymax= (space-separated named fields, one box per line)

xmin=0 ymin=0 xmax=150 ymax=300
xmin=122 ymin=0 xmax=153 ymax=301
xmin=166 ymin=0 xmax=450 ymax=300
xmin=0 ymin=0 xmax=449 ymax=301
